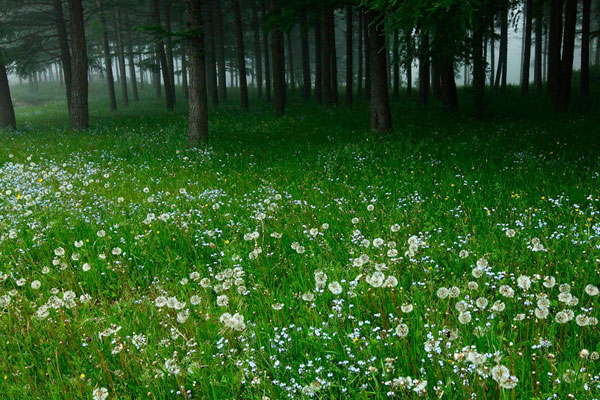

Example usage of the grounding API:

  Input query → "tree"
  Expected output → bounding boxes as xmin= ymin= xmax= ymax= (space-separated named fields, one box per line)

xmin=233 ymin=0 xmax=249 ymax=110
xmin=261 ymin=0 xmax=271 ymax=101
xmin=124 ymin=11 xmax=139 ymax=102
xmin=213 ymin=0 xmax=227 ymax=100
xmin=0 ymin=51 xmax=16 ymax=129
xmin=581 ymin=0 xmax=591 ymax=96
xmin=270 ymin=0 xmax=285 ymax=115
xmin=206 ymin=0 xmax=219 ymax=106
xmin=534 ymin=0 xmax=543 ymax=93
xmin=366 ymin=10 xmax=392 ymax=133
xmin=557 ymin=0 xmax=576 ymax=108
xmin=314 ymin=21 xmax=322 ymax=103
xmin=53 ymin=0 xmax=72 ymax=112
xmin=68 ymin=0 xmax=89 ymax=130
xmin=252 ymin=0 xmax=263 ymax=98
xmin=186 ymin=0 xmax=208 ymax=146
xmin=163 ymin=1 xmax=176 ymax=105
xmin=114 ymin=7 xmax=129 ymax=106
xmin=345 ymin=5 xmax=353 ymax=105
xmin=99 ymin=4 xmax=117 ymax=111
xmin=521 ymin=0 xmax=533 ymax=95
xmin=300 ymin=12 xmax=311 ymax=100
xmin=152 ymin=0 xmax=174 ymax=111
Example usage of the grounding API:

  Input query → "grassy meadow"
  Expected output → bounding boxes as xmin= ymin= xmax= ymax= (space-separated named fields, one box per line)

xmin=0 ymin=81 xmax=600 ymax=399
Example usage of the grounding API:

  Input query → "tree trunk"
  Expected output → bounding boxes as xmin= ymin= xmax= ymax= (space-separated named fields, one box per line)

xmin=53 ymin=0 xmax=72 ymax=112
xmin=270 ymin=0 xmax=285 ymax=115
xmin=440 ymin=58 xmax=458 ymax=112
xmin=534 ymin=0 xmax=543 ymax=93
xmin=206 ymin=1 xmax=219 ymax=106
xmin=153 ymin=0 xmax=174 ymax=111
xmin=154 ymin=49 xmax=161 ymax=98
xmin=522 ymin=0 xmax=533 ymax=94
xmin=547 ymin=0 xmax=562 ymax=100
xmin=345 ymin=5 xmax=353 ymax=105
xmin=124 ymin=12 xmax=139 ymax=102
xmin=214 ymin=0 xmax=227 ymax=100
xmin=490 ymin=21 xmax=495 ymax=87
xmin=100 ymin=9 xmax=117 ymax=111
xmin=181 ymin=45 xmax=189 ymax=99
xmin=364 ymin=13 xmax=371 ymax=99
xmin=392 ymin=29 xmax=399 ymax=100
xmin=301 ymin=12 xmax=311 ymax=100
xmin=473 ymin=14 xmax=485 ymax=115
xmin=321 ymin=15 xmax=333 ymax=105
xmin=261 ymin=0 xmax=271 ymax=102
xmin=328 ymin=10 xmax=339 ymax=104
xmin=418 ymin=30 xmax=429 ymax=106
xmin=314 ymin=22 xmax=323 ymax=104
xmin=406 ymin=30 xmax=412 ymax=96
xmin=557 ymin=0 xmax=576 ymax=108
xmin=495 ymin=2 xmax=508 ymax=90
xmin=186 ymin=0 xmax=209 ymax=146
xmin=366 ymin=10 xmax=392 ymax=133
xmin=357 ymin=9 xmax=363 ymax=98
xmin=164 ymin=2 xmax=176 ymax=105
xmin=114 ymin=7 xmax=129 ymax=106
xmin=0 ymin=53 xmax=16 ymax=129
xmin=252 ymin=0 xmax=263 ymax=98
xmin=233 ymin=0 xmax=249 ymax=110
xmin=68 ymin=0 xmax=89 ymax=130
xmin=286 ymin=31 xmax=295 ymax=91
xmin=581 ymin=0 xmax=591 ymax=96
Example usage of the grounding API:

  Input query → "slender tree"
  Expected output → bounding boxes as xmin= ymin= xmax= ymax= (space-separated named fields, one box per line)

xmin=153 ymin=0 xmax=174 ymax=111
xmin=233 ymin=0 xmax=249 ymax=109
xmin=557 ymin=0 xmax=576 ymax=108
xmin=125 ymin=12 xmax=139 ymax=102
xmin=314 ymin=21 xmax=323 ymax=103
xmin=300 ymin=13 xmax=311 ymax=100
xmin=357 ymin=9 xmax=363 ymax=97
xmin=186 ymin=0 xmax=208 ymax=146
xmin=53 ymin=0 xmax=72 ymax=112
xmin=366 ymin=10 xmax=392 ymax=133
xmin=252 ymin=0 xmax=263 ymax=98
xmin=392 ymin=29 xmax=399 ymax=100
xmin=261 ymin=0 xmax=271 ymax=101
xmin=534 ymin=0 xmax=543 ymax=93
xmin=521 ymin=0 xmax=533 ymax=94
xmin=68 ymin=0 xmax=89 ymax=130
xmin=164 ymin=1 xmax=176 ymax=104
xmin=418 ymin=30 xmax=429 ymax=106
xmin=206 ymin=0 xmax=219 ymax=106
xmin=114 ymin=7 xmax=129 ymax=106
xmin=345 ymin=5 xmax=353 ymax=105
xmin=270 ymin=0 xmax=285 ymax=115
xmin=0 ymin=52 xmax=16 ymax=129
xmin=99 ymin=6 xmax=117 ymax=111
xmin=581 ymin=0 xmax=591 ymax=96
xmin=213 ymin=0 xmax=227 ymax=100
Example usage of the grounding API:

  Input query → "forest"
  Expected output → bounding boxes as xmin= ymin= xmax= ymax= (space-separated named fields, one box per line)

xmin=0 ymin=0 xmax=600 ymax=399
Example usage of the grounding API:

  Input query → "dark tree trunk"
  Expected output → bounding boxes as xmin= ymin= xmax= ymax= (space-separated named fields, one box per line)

xmin=557 ymin=0 xmax=576 ymax=108
xmin=522 ymin=0 xmax=533 ymax=94
xmin=153 ymin=0 xmax=174 ymax=111
xmin=54 ymin=0 xmax=72 ymax=112
xmin=261 ymin=0 xmax=271 ymax=102
xmin=252 ymin=0 xmax=263 ymax=98
xmin=233 ymin=0 xmax=249 ymax=110
xmin=0 ymin=53 xmax=16 ymax=129
xmin=345 ymin=5 xmax=353 ymax=105
xmin=547 ymin=0 xmax=562 ymax=100
xmin=581 ymin=0 xmax=591 ymax=96
xmin=418 ymin=30 xmax=429 ymax=106
xmin=114 ymin=7 xmax=129 ymax=106
xmin=100 ymin=10 xmax=117 ymax=111
xmin=322 ymin=15 xmax=333 ymax=105
xmin=164 ymin=2 xmax=176 ymax=104
xmin=440 ymin=58 xmax=458 ymax=112
xmin=490 ymin=21 xmax=495 ymax=86
xmin=154 ymin=50 xmax=161 ymax=98
xmin=124 ymin=12 xmax=139 ymax=102
xmin=495 ymin=2 xmax=508 ymax=90
xmin=68 ymin=0 xmax=89 ymax=130
xmin=214 ymin=0 xmax=227 ymax=100
xmin=366 ymin=10 xmax=392 ymax=133
xmin=186 ymin=0 xmax=209 ymax=146
xmin=328 ymin=10 xmax=339 ymax=104
xmin=301 ymin=13 xmax=311 ymax=100
xmin=406 ymin=30 xmax=412 ymax=96
xmin=314 ymin=22 xmax=323 ymax=104
xmin=270 ymin=0 xmax=285 ymax=115
xmin=472 ymin=14 xmax=485 ymax=114
xmin=287 ymin=31 xmax=295 ymax=90
xmin=364 ymin=13 xmax=371 ymax=99
xmin=432 ymin=58 xmax=441 ymax=99
xmin=357 ymin=9 xmax=363 ymax=97
xmin=392 ymin=29 xmax=399 ymax=100
xmin=181 ymin=44 xmax=189 ymax=99
xmin=534 ymin=0 xmax=543 ymax=93
xmin=206 ymin=1 xmax=219 ymax=106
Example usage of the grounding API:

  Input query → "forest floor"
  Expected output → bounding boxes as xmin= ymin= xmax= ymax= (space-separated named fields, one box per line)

xmin=1 ymin=83 xmax=600 ymax=399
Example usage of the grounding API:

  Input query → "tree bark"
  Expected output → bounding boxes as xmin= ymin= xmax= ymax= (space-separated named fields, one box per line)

xmin=164 ymin=1 xmax=176 ymax=105
xmin=440 ymin=58 xmax=458 ymax=112
xmin=270 ymin=0 xmax=285 ymax=115
xmin=252 ymin=0 xmax=263 ymax=98
xmin=206 ymin=1 xmax=219 ymax=106
xmin=345 ymin=5 xmax=353 ymax=105
xmin=495 ymin=1 xmax=508 ymax=90
xmin=54 ymin=0 xmax=72 ymax=113
xmin=547 ymin=0 xmax=562 ymax=100
xmin=392 ymin=29 xmax=399 ymax=100
xmin=99 ymin=8 xmax=117 ymax=111
xmin=186 ymin=0 xmax=209 ymax=146
xmin=472 ymin=13 xmax=485 ymax=115
xmin=114 ymin=7 xmax=129 ymax=106
xmin=557 ymin=0 xmax=576 ymax=108
xmin=367 ymin=10 xmax=392 ymax=133
xmin=153 ymin=0 xmax=174 ymax=111
xmin=286 ymin=31 xmax=295 ymax=90
xmin=261 ymin=0 xmax=271 ymax=102
xmin=418 ymin=30 xmax=429 ymax=106
xmin=357 ymin=9 xmax=363 ymax=98
xmin=125 ymin=12 xmax=139 ymax=102
xmin=301 ymin=12 xmax=311 ymax=100
xmin=233 ymin=0 xmax=249 ymax=110
xmin=521 ymin=0 xmax=533 ymax=94
xmin=68 ymin=0 xmax=89 ymax=130
xmin=328 ymin=10 xmax=339 ymax=104
xmin=314 ymin=21 xmax=323 ymax=104
xmin=321 ymin=15 xmax=333 ymax=105
xmin=364 ymin=13 xmax=371 ymax=99
xmin=0 ymin=53 xmax=16 ymax=129
xmin=181 ymin=44 xmax=189 ymax=99
xmin=534 ymin=0 xmax=543 ymax=93
xmin=214 ymin=0 xmax=227 ymax=100
xmin=581 ymin=0 xmax=591 ymax=96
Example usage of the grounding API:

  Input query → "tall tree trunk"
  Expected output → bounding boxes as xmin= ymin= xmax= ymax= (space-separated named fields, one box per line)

xmin=357 ymin=9 xmax=363 ymax=97
xmin=547 ymin=0 xmax=562 ymax=101
xmin=261 ymin=0 xmax=271 ymax=102
xmin=214 ymin=0 xmax=227 ymax=100
xmin=0 ymin=53 xmax=16 ymax=129
xmin=154 ymin=50 xmax=161 ymax=98
xmin=440 ymin=58 xmax=458 ymax=111
xmin=490 ymin=21 xmax=495 ymax=86
xmin=432 ymin=58 xmax=442 ymax=99
xmin=301 ymin=13 xmax=311 ymax=100
xmin=164 ymin=2 xmax=176 ymax=105
xmin=287 ymin=31 xmax=295 ymax=91
xmin=495 ymin=2 xmax=508 ymax=90
xmin=557 ymin=0 xmax=576 ymax=108
xmin=581 ymin=0 xmax=591 ymax=96
xmin=153 ymin=0 xmax=174 ymax=111
xmin=328 ymin=10 xmax=339 ymax=104
xmin=366 ymin=10 xmax=392 ymax=133
xmin=68 ymin=0 xmax=89 ymax=130
xmin=233 ymin=0 xmax=249 ymax=110
xmin=54 ymin=0 xmax=72 ymax=112
xmin=181 ymin=45 xmax=189 ymax=99
xmin=534 ymin=0 xmax=543 ymax=93
xmin=321 ymin=15 xmax=333 ymax=105
xmin=418 ymin=30 xmax=429 ymax=106
xmin=138 ymin=47 xmax=145 ymax=90
xmin=345 ymin=5 xmax=353 ymax=105
xmin=406 ymin=30 xmax=412 ymax=96
xmin=186 ymin=0 xmax=208 ymax=146
xmin=522 ymin=0 xmax=533 ymax=94
xmin=473 ymin=13 xmax=485 ymax=115
xmin=314 ymin=22 xmax=323 ymax=104
xmin=114 ymin=7 xmax=129 ymax=106
xmin=252 ymin=0 xmax=263 ymax=98
xmin=124 ymin=12 xmax=139 ymax=102
xmin=270 ymin=0 xmax=285 ymax=115
xmin=206 ymin=1 xmax=219 ymax=106
xmin=364 ymin=13 xmax=371 ymax=99
xmin=99 ymin=9 xmax=117 ymax=111
xmin=392 ymin=29 xmax=399 ymax=100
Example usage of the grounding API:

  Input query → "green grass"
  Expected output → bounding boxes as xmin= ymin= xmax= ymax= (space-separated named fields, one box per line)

xmin=0 ymin=81 xmax=600 ymax=399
